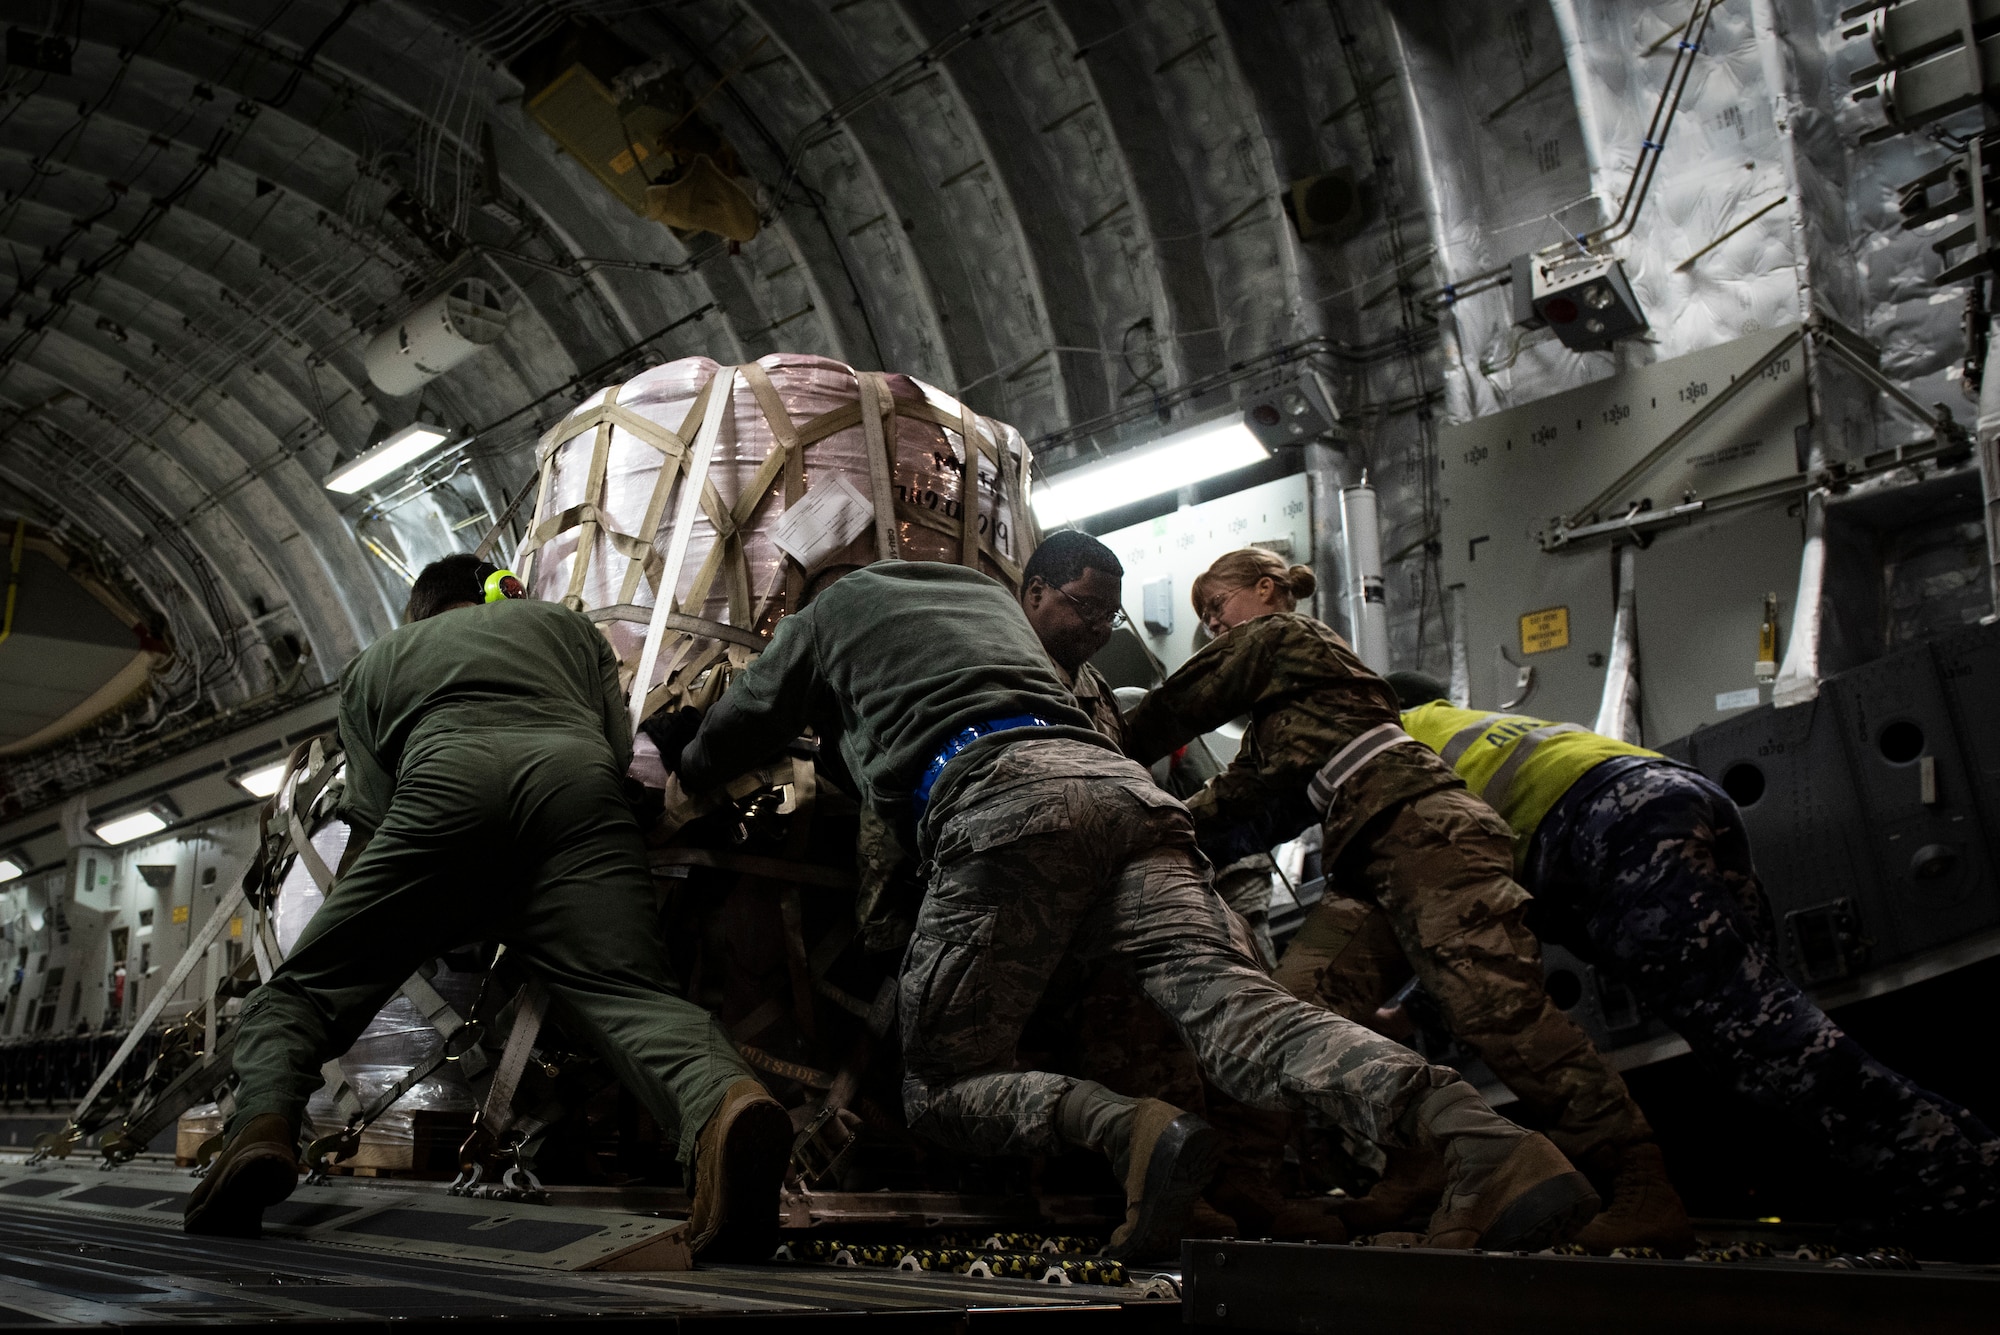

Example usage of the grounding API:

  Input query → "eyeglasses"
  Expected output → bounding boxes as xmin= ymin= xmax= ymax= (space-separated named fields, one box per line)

xmin=1052 ymin=584 xmax=1129 ymax=630
xmin=1200 ymin=584 xmax=1253 ymax=634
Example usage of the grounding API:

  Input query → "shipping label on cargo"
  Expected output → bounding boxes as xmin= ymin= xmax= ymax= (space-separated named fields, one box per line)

xmin=1520 ymin=606 xmax=1569 ymax=654
xmin=770 ymin=473 xmax=875 ymax=570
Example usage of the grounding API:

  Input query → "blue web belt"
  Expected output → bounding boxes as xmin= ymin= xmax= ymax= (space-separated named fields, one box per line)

xmin=911 ymin=714 xmax=1050 ymax=815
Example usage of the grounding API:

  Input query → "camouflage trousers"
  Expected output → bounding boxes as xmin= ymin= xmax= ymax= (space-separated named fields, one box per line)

xmin=1064 ymin=854 xmax=1275 ymax=1100
xmin=1215 ymin=854 xmax=1277 ymax=970
xmin=1532 ymin=761 xmax=2000 ymax=1217
xmin=1060 ymin=860 xmax=1297 ymax=1222
xmin=1273 ymin=785 xmax=1652 ymax=1165
xmin=901 ymin=739 xmax=1460 ymax=1158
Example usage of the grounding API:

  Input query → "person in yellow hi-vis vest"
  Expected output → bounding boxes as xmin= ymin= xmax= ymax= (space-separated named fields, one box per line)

xmin=1390 ymin=671 xmax=2000 ymax=1259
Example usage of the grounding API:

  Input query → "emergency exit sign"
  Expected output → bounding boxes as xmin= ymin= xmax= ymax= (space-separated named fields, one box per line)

xmin=1520 ymin=606 xmax=1570 ymax=654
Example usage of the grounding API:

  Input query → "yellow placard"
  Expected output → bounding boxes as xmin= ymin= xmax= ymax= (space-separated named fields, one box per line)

xmin=1520 ymin=606 xmax=1570 ymax=655
xmin=609 ymin=142 xmax=649 ymax=175
xmin=229 ymin=917 xmax=243 ymax=939
xmin=171 ymin=905 xmax=190 ymax=924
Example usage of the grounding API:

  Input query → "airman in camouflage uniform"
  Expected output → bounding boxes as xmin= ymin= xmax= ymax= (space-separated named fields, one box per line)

xmin=1123 ymin=551 xmax=1673 ymax=1249
xmin=1019 ymin=531 xmax=1298 ymax=1233
xmin=675 ymin=560 xmax=1600 ymax=1256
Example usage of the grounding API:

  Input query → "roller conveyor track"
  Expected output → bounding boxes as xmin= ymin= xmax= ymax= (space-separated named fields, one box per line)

xmin=0 ymin=1163 xmax=1179 ymax=1329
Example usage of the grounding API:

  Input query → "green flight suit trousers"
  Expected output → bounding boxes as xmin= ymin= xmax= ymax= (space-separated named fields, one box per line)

xmin=230 ymin=727 xmax=752 ymax=1164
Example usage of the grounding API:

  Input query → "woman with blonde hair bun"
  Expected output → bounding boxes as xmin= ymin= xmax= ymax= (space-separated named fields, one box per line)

xmin=1122 ymin=547 xmax=1688 ymax=1253
xmin=1186 ymin=548 xmax=1318 ymax=630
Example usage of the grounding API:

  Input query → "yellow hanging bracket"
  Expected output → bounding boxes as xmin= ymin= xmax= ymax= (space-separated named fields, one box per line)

xmin=1755 ymin=592 xmax=1779 ymax=683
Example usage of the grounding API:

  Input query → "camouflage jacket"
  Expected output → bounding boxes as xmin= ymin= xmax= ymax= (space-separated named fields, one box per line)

xmin=1123 ymin=612 xmax=1461 ymax=863
xmin=1056 ymin=659 xmax=1128 ymax=752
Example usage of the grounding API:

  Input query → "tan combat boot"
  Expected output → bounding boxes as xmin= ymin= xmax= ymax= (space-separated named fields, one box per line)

xmin=1185 ymin=1199 xmax=1240 ymax=1239
xmin=1105 ymin=1099 xmax=1221 ymax=1261
xmin=1414 ymin=1084 xmax=1600 ymax=1251
xmin=685 ymin=1078 xmax=792 ymax=1261
xmin=183 ymin=1114 xmax=300 ymax=1238
xmin=1570 ymin=1142 xmax=1695 ymax=1255
xmin=1330 ymin=1147 xmax=1447 ymax=1235
xmin=1207 ymin=1173 xmax=1351 ymax=1244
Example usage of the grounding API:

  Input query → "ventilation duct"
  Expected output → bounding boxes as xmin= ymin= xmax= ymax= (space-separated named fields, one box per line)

xmin=363 ymin=281 xmax=508 ymax=398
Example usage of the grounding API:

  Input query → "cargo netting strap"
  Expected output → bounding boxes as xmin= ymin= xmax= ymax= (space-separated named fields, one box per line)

xmin=790 ymin=977 xmax=893 ymax=1187
xmin=958 ymin=399 xmax=984 ymax=569
xmin=627 ymin=368 xmax=738 ymax=729
xmin=519 ymin=503 xmax=656 ymax=570
xmin=584 ymin=604 xmax=766 ymax=650
xmin=657 ymin=754 xmax=807 ymax=840
xmin=67 ymin=878 xmax=251 ymax=1132
xmin=568 ymin=382 xmax=618 ymax=605
xmin=305 ymin=1045 xmax=450 ymax=1182
xmin=518 ymin=384 xmax=705 ymax=590
xmin=614 ymin=395 xmax=701 ymax=607
xmin=856 ymin=371 xmax=901 ymax=560
xmin=472 ymin=979 xmax=549 ymax=1147
xmin=282 ymin=737 xmax=341 ymax=903
xmin=737 ymin=1043 xmax=833 ymax=1090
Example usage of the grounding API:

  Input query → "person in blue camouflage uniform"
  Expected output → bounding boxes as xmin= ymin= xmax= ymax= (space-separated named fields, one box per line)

xmin=1394 ymin=672 xmax=2000 ymax=1251
xmin=1535 ymin=758 xmax=2000 ymax=1228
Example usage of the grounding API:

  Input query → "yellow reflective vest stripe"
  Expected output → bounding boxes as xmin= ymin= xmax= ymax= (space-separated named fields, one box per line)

xmin=1400 ymin=701 xmax=1661 ymax=864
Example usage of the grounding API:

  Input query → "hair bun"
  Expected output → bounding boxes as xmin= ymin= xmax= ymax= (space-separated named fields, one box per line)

xmin=1286 ymin=564 xmax=1317 ymax=600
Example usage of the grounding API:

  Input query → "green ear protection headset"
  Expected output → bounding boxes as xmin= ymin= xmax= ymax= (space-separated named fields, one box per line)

xmin=473 ymin=561 xmax=525 ymax=603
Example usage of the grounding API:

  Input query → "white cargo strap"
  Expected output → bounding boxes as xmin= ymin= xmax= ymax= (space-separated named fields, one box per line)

xmin=281 ymin=740 xmax=340 ymax=897
xmin=957 ymin=401 xmax=984 ymax=568
xmin=628 ymin=366 xmax=737 ymax=730
xmin=585 ymin=604 xmax=767 ymax=651
xmin=480 ymin=981 xmax=550 ymax=1141
xmin=1439 ymin=714 xmax=1506 ymax=767
xmin=1307 ymin=723 xmax=1420 ymax=814
xmin=857 ymin=371 xmax=900 ymax=560
xmin=1480 ymin=722 xmax=1586 ymax=815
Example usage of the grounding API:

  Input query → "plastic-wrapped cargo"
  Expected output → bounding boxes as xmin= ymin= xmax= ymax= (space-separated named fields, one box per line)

xmin=517 ymin=353 xmax=1036 ymax=723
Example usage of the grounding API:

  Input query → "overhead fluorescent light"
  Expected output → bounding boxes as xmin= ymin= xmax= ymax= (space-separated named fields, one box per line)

xmin=0 ymin=858 xmax=22 ymax=883
xmin=324 ymin=422 xmax=453 ymax=494
xmin=1033 ymin=416 xmax=1270 ymax=526
xmin=93 ymin=809 xmax=169 ymax=846
xmin=231 ymin=760 xmax=289 ymax=799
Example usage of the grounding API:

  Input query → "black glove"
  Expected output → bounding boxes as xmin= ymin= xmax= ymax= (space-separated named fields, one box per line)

xmin=640 ymin=705 xmax=704 ymax=776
